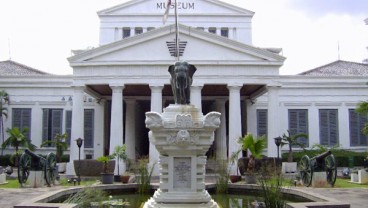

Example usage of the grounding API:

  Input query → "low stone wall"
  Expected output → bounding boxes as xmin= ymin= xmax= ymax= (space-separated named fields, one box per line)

xmin=73 ymin=160 xmax=115 ymax=176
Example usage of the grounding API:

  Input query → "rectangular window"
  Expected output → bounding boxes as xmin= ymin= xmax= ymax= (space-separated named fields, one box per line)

xmin=319 ymin=109 xmax=339 ymax=146
xmin=221 ymin=28 xmax=229 ymax=37
xmin=257 ymin=109 xmax=268 ymax=139
xmin=147 ymin=27 xmax=155 ymax=31
xmin=65 ymin=110 xmax=72 ymax=145
xmin=208 ymin=27 xmax=216 ymax=34
xmin=349 ymin=109 xmax=368 ymax=146
xmin=288 ymin=109 xmax=309 ymax=147
xmin=135 ymin=27 xmax=143 ymax=35
xmin=42 ymin=109 xmax=63 ymax=145
xmin=12 ymin=108 xmax=32 ymax=140
xmin=84 ymin=109 xmax=94 ymax=148
xmin=123 ymin=27 xmax=130 ymax=38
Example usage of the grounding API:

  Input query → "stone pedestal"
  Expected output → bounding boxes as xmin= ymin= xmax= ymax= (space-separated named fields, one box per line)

xmin=28 ymin=171 xmax=45 ymax=188
xmin=144 ymin=104 xmax=220 ymax=208
xmin=0 ymin=173 xmax=7 ymax=184
xmin=312 ymin=172 xmax=328 ymax=187
xmin=350 ymin=169 xmax=368 ymax=184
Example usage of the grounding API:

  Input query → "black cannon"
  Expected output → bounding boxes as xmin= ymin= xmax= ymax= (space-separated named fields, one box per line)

xmin=298 ymin=150 xmax=337 ymax=187
xmin=18 ymin=149 xmax=56 ymax=187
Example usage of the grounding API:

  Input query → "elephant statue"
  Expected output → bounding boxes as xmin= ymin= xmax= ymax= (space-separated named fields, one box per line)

xmin=168 ymin=61 xmax=197 ymax=104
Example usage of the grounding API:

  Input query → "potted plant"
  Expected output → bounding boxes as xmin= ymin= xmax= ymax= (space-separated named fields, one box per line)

xmin=281 ymin=130 xmax=308 ymax=174
xmin=97 ymin=155 xmax=114 ymax=184
xmin=229 ymin=150 xmax=242 ymax=183
xmin=111 ymin=144 xmax=129 ymax=182
xmin=41 ymin=133 xmax=68 ymax=173
xmin=238 ymin=133 xmax=266 ymax=184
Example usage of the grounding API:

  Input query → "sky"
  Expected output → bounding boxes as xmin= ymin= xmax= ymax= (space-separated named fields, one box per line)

xmin=0 ymin=0 xmax=367 ymax=75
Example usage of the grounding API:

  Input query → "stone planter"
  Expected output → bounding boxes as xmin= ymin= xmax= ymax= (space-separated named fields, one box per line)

xmin=101 ymin=173 xmax=114 ymax=184
xmin=57 ymin=162 xmax=67 ymax=173
xmin=244 ymin=173 xmax=257 ymax=184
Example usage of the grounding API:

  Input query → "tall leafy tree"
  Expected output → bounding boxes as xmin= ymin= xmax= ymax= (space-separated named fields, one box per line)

xmin=281 ymin=130 xmax=308 ymax=162
xmin=356 ymin=101 xmax=368 ymax=135
xmin=0 ymin=90 xmax=9 ymax=156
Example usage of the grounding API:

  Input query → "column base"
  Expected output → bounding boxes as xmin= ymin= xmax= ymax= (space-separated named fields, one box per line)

xmin=152 ymin=189 xmax=213 ymax=203
xmin=143 ymin=198 xmax=219 ymax=208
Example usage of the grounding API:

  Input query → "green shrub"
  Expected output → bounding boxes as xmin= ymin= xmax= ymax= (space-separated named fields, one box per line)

xmin=61 ymin=154 xmax=70 ymax=162
xmin=0 ymin=154 xmax=12 ymax=166
xmin=283 ymin=149 xmax=367 ymax=167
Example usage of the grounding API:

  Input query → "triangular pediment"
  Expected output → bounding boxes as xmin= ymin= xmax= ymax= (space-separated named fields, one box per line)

xmin=68 ymin=24 xmax=284 ymax=66
xmin=98 ymin=0 xmax=254 ymax=16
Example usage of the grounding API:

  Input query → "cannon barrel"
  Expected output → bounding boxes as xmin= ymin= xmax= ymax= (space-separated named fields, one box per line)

xmin=24 ymin=149 xmax=44 ymax=160
xmin=312 ymin=150 xmax=332 ymax=161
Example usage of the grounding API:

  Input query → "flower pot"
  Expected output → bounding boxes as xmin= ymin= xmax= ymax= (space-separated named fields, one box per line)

xmin=121 ymin=175 xmax=130 ymax=184
xmin=101 ymin=173 xmax=114 ymax=184
xmin=229 ymin=175 xmax=241 ymax=183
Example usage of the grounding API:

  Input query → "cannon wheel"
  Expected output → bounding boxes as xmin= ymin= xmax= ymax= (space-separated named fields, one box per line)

xmin=18 ymin=153 xmax=31 ymax=186
xmin=45 ymin=153 xmax=56 ymax=186
xmin=299 ymin=155 xmax=313 ymax=187
xmin=325 ymin=154 xmax=337 ymax=186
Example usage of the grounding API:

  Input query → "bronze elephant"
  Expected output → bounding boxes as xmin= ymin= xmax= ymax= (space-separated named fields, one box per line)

xmin=168 ymin=61 xmax=197 ymax=104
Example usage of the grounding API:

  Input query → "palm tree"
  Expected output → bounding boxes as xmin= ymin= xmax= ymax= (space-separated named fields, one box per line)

xmin=41 ymin=133 xmax=68 ymax=163
xmin=281 ymin=130 xmax=308 ymax=162
xmin=0 ymin=90 xmax=9 ymax=156
xmin=1 ymin=127 xmax=36 ymax=165
xmin=238 ymin=133 xmax=266 ymax=173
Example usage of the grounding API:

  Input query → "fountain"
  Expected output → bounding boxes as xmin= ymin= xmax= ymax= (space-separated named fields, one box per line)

xmin=144 ymin=61 xmax=220 ymax=208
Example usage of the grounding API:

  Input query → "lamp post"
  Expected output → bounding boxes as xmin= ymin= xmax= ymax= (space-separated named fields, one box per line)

xmin=274 ymin=136 xmax=282 ymax=165
xmin=76 ymin=138 xmax=83 ymax=185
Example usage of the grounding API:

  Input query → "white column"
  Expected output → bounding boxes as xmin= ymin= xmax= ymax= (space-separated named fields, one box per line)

xmin=190 ymin=85 xmax=203 ymax=111
xmin=228 ymin=85 xmax=242 ymax=159
xmin=125 ymin=99 xmax=136 ymax=160
xmin=267 ymin=85 xmax=281 ymax=157
xmin=31 ymin=102 xmax=42 ymax=147
xmin=309 ymin=104 xmax=319 ymax=147
xmin=149 ymin=85 xmax=163 ymax=176
xmin=109 ymin=85 xmax=124 ymax=175
xmin=94 ymin=99 xmax=105 ymax=158
xmin=246 ymin=99 xmax=257 ymax=136
xmin=339 ymin=104 xmax=349 ymax=148
xmin=66 ymin=86 xmax=85 ymax=176
xmin=215 ymin=99 xmax=227 ymax=160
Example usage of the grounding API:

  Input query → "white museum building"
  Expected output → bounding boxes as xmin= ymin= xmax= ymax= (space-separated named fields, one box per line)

xmin=1 ymin=0 xmax=368 ymax=176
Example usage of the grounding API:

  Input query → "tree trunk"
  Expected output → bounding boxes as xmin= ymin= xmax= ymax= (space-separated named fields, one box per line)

xmin=288 ymin=145 xmax=293 ymax=162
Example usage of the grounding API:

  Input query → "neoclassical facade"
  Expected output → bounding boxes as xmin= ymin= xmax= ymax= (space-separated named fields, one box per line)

xmin=1 ymin=0 xmax=367 ymax=176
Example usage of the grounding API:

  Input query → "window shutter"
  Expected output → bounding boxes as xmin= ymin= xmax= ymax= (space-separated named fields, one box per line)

xmin=12 ymin=108 xmax=21 ymax=128
xmin=289 ymin=109 xmax=308 ymax=147
xmin=358 ymin=113 xmax=368 ymax=145
xmin=42 ymin=109 xmax=49 ymax=143
xmin=319 ymin=109 xmax=338 ymax=146
xmin=21 ymin=109 xmax=32 ymax=140
xmin=349 ymin=109 xmax=359 ymax=146
xmin=84 ymin=109 xmax=94 ymax=148
xmin=51 ymin=109 xmax=63 ymax=143
xmin=65 ymin=111 xmax=72 ymax=145
xmin=257 ymin=109 xmax=267 ymax=138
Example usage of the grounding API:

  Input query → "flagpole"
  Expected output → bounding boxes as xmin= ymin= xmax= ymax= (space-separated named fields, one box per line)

xmin=174 ymin=0 xmax=179 ymax=61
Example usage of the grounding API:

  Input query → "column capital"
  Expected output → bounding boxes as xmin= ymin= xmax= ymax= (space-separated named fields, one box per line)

xmin=191 ymin=85 xmax=204 ymax=90
xmin=149 ymin=85 xmax=164 ymax=92
xmin=227 ymin=84 xmax=242 ymax=91
xmin=109 ymin=85 xmax=125 ymax=92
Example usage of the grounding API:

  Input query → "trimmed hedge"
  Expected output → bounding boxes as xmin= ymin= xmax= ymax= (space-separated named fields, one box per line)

xmin=282 ymin=149 xmax=367 ymax=167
